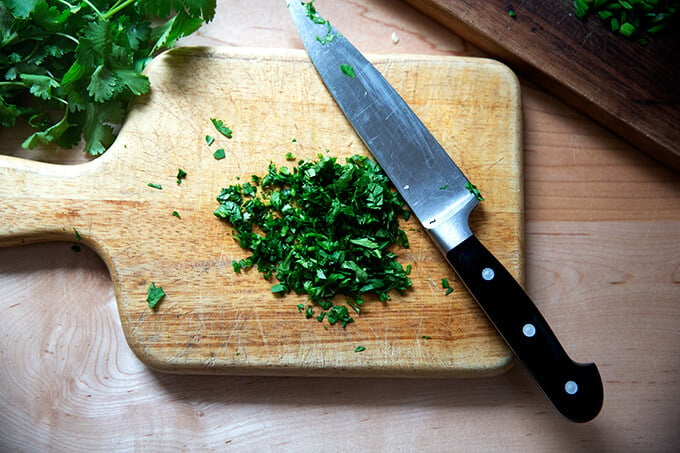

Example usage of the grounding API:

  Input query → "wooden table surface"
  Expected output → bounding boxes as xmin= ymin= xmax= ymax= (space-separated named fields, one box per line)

xmin=1 ymin=1 xmax=678 ymax=450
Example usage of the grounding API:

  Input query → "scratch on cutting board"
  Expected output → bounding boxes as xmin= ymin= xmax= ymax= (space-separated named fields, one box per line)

xmin=251 ymin=309 xmax=269 ymax=347
xmin=172 ymin=334 xmax=203 ymax=360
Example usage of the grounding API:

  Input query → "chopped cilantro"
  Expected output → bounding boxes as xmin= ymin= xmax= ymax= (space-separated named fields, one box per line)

xmin=340 ymin=64 xmax=356 ymax=78
xmin=146 ymin=282 xmax=166 ymax=309
xmin=73 ymin=228 xmax=81 ymax=241
xmin=315 ymin=26 xmax=336 ymax=45
xmin=422 ymin=335 xmax=432 ymax=339
xmin=465 ymin=181 xmax=484 ymax=201
xmin=215 ymin=154 xmax=412 ymax=327
xmin=304 ymin=1 xmax=336 ymax=44
xmin=205 ymin=135 xmax=215 ymax=146
xmin=271 ymin=283 xmax=287 ymax=294
xmin=439 ymin=184 xmax=448 ymax=190
xmin=442 ymin=278 xmax=454 ymax=295
xmin=176 ymin=168 xmax=187 ymax=184
xmin=211 ymin=118 xmax=233 ymax=138
xmin=354 ymin=346 xmax=366 ymax=352
xmin=329 ymin=305 xmax=351 ymax=326
xmin=213 ymin=149 xmax=226 ymax=160
xmin=172 ymin=211 xmax=181 ymax=219
xmin=286 ymin=152 xmax=296 ymax=161
xmin=574 ymin=0 xmax=678 ymax=42
xmin=147 ymin=183 xmax=163 ymax=190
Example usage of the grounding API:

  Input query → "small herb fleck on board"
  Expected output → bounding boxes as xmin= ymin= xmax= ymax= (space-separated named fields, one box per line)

xmin=146 ymin=282 xmax=166 ymax=309
xmin=211 ymin=118 xmax=233 ymax=138
xmin=176 ymin=168 xmax=187 ymax=184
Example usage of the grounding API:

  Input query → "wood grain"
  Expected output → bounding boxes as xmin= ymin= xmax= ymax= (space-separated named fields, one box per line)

xmin=0 ymin=47 xmax=523 ymax=377
xmin=404 ymin=0 xmax=680 ymax=171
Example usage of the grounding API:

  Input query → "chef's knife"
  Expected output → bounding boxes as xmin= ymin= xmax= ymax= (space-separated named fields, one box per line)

xmin=287 ymin=1 xmax=603 ymax=422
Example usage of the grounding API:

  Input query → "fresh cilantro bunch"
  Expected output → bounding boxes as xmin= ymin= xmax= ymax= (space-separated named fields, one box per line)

xmin=0 ymin=0 xmax=216 ymax=155
xmin=215 ymin=154 xmax=413 ymax=327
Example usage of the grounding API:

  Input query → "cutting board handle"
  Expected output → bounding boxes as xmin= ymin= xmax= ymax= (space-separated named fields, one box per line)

xmin=0 ymin=154 xmax=100 ymax=247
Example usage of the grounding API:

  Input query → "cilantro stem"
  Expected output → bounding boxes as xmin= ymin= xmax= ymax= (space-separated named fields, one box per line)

xmin=54 ymin=32 xmax=79 ymax=45
xmin=102 ymin=0 xmax=136 ymax=20
xmin=0 ymin=82 xmax=25 ymax=89
xmin=81 ymin=0 xmax=103 ymax=17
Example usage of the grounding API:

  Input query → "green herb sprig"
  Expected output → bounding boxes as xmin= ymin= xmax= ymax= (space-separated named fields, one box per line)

xmin=0 ymin=1 xmax=216 ymax=155
xmin=215 ymin=154 xmax=413 ymax=326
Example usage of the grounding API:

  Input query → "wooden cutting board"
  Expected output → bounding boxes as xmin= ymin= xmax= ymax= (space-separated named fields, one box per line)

xmin=0 ymin=47 xmax=522 ymax=377
xmin=405 ymin=0 xmax=680 ymax=171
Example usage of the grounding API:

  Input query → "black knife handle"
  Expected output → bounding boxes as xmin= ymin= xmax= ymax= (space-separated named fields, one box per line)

xmin=446 ymin=235 xmax=603 ymax=423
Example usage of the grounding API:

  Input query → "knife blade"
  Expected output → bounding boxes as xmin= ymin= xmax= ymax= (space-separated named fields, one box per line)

xmin=287 ymin=1 xmax=603 ymax=422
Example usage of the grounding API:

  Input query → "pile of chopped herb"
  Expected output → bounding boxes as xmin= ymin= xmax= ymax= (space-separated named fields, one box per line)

xmin=214 ymin=154 xmax=413 ymax=326
xmin=0 ymin=0 xmax=216 ymax=155
xmin=573 ymin=0 xmax=679 ymax=43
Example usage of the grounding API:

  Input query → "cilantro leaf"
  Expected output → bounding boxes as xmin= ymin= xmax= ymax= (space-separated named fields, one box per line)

xmin=465 ymin=181 xmax=484 ymax=201
xmin=150 ymin=10 xmax=204 ymax=53
xmin=21 ymin=111 xmax=71 ymax=149
xmin=112 ymin=68 xmax=151 ymax=96
xmin=146 ymin=282 xmax=166 ymax=309
xmin=87 ymin=64 xmax=119 ymax=102
xmin=271 ymin=283 xmax=287 ymax=293
xmin=211 ymin=118 xmax=233 ymax=138
xmin=81 ymin=102 xmax=125 ymax=155
xmin=1 ymin=0 xmax=216 ymax=155
xmin=340 ymin=64 xmax=356 ymax=78
xmin=5 ymin=0 xmax=41 ymax=19
xmin=442 ymin=277 xmax=454 ymax=295
xmin=19 ymin=74 xmax=59 ymax=100
xmin=176 ymin=168 xmax=187 ymax=184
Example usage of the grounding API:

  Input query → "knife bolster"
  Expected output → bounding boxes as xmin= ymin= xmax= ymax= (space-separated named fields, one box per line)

xmin=424 ymin=196 xmax=477 ymax=254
